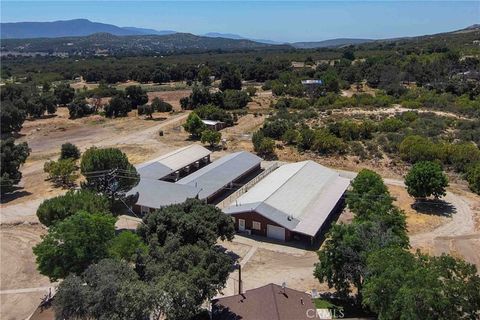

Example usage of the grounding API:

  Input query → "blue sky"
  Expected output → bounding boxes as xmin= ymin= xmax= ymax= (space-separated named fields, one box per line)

xmin=1 ymin=1 xmax=479 ymax=42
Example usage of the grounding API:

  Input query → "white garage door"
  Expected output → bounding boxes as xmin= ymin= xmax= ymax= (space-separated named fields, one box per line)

xmin=267 ymin=224 xmax=285 ymax=241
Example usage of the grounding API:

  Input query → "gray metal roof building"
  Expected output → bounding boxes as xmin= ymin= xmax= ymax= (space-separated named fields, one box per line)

xmin=128 ymin=150 xmax=262 ymax=212
xmin=126 ymin=179 xmax=200 ymax=210
xmin=176 ymin=151 xmax=262 ymax=201
xmin=223 ymin=160 xmax=350 ymax=241
xmin=136 ymin=144 xmax=211 ymax=181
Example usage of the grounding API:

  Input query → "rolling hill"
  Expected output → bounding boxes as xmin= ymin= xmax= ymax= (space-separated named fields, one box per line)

xmin=0 ymin=32 xmax=290 ymax=56
xmin=292 ymin=38 xmax=374 ymax=49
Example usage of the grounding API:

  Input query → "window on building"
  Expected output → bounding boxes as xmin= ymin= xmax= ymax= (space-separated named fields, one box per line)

xmin=252 ymin=221 xmax=261 ymax=230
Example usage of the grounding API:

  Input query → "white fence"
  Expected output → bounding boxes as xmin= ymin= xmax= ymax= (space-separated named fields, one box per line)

xmin=216 ymin=162 xmax=280 ymax=209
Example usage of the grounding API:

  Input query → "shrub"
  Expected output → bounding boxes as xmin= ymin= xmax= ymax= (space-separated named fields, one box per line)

xmin=201 ymin=129 xmax=221 ymax=147
xmin=60 ymin=143 xmax=80 ymax=160
xmin=246 ymin=86 xmax=257 ymax=97
xmin=137 ymin=104 xmax=154 ymax=118
xmin=448 ymin=142 xmax=480 ymax=173
xmin=399 ymin=135 xmax=439 ymax=163
xmin=222 ymin=90 xmax=250 ymax=110
xmin=312 ymin=130 xmax=347 ymax=155
xmin=44 ymin=158 xmax=78 ymax=187
xmin=151 ymin=97 xmax=173 ymax=112
xmin=466 ymin=162 xmax=480 ymax=194
xmin=379 ymin=117 xmax=406 ymax=132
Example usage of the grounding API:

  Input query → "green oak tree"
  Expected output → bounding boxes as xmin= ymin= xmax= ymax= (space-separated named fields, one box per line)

xmin=125 ymin=85 xmax=148 ymax=109
xmin=0 ymin=138 xmax=30 ymax=193
xmin=405 ymin=161 xmax=448 ymax=199
xmin=54 ymin=83 xmax=75 ymax=106
xmin=33 ymin=211 xmax=116 ymax=280
xmin=201 ymin=129 xmax=221 ymax=147
xmin=183 ymin=113 xmax=206 ymax=139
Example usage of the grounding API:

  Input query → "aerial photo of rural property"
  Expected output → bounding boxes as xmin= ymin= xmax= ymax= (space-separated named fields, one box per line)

xmin=0 ymin=1 xmax=479 ymax=319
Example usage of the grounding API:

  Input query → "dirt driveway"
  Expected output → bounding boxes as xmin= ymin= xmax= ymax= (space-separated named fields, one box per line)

xmin=217 ymin=235 xmax=326 ymax=297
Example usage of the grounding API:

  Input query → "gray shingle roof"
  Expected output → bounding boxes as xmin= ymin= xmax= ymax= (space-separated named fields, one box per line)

xmin=223 ymin=161 xmax=350 ymax=236
xmin=176 ymin=151 xmax=262 ymax=200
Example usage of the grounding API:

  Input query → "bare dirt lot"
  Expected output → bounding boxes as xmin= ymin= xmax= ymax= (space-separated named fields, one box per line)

xmin=0 ymin=224 xmax=52 ymax=320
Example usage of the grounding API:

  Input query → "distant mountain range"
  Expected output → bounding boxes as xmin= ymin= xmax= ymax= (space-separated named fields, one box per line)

xmin=0 ymin=18 xmax=374 ymax=48
xmin=1 ymin=19 xmax=478 ymax=55
xmin=0 ymin=19 xmax=176 ymax=39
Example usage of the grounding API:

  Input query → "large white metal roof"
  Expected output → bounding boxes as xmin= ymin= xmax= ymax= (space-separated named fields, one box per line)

xmin=224 ymin=161 xmax=350 ymax=236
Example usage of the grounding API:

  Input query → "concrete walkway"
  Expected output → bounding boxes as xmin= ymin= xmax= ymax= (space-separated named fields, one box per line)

xmin=0 ymin=286 xmax=55 ymax=295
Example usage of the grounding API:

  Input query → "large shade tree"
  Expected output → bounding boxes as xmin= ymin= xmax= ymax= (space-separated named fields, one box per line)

xmin=33 ymin=211 xmax=117 ymax=281
xmin=36 ymin=189 xmax=110 ymax=227
xmin=0 ymin=138 xmax=30 ymax=194
xmin=363 ymin=247 xmax=480 ymax=320
xmin=80 ymin=147 xmax=139 ymax=201
xmin=405 ymin=161 xmax=448 ymax=199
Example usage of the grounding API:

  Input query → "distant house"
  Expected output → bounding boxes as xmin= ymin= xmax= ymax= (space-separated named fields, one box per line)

xmin=202 ymin=119 xmax=227 ymax=131
xmin=212 ymin=283 xmax=316 ymax=320
xmin=223 ymin=161 xmax=350 ymax=243
xmin=136 ymin=144 xmax=211 ymax=182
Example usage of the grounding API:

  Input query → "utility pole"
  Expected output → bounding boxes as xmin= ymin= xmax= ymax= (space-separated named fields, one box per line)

xmin=238 ymin=263 xmax=242 ymax=295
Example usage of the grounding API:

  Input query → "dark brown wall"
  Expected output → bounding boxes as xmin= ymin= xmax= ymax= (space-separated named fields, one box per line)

xmin=230 ymin=211 xmax=292 ymax=241
xmin=206 ymin=163 xmax=262 ymax=204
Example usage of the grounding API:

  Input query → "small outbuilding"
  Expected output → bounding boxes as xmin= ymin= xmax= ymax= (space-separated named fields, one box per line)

xmin=136 ymin=144 xmax=211 ymax=182
xmin=201 ymin=119 xmax=227 ymax=131
xmin=223 ymin=160 xmax=350 ymax=243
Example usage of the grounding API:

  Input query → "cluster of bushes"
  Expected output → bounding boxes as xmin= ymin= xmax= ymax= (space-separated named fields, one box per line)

xmin=315 ymin=92 xmax=393 ymax=110
xmin=138 ymin=97 xmax=173 ymax=118
xmin=193 ymin=104 xmax=234 ymax=126
xmin=0 ymin=83 xmax=76 ymax=132
xmin=399 ymin=135 xmax=480 ymax=193
xmin=398 ymin=88 xmax=480 ymax=117
xmin=180 ymin=85 xmax=250 ymax=110
xmin=67 ymin=97 xmax=95 ymax=119
xmin=44 ymin=143 xmax=81 ymax=187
